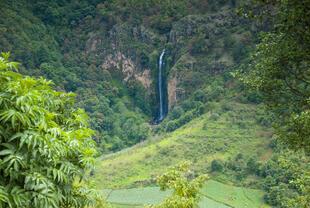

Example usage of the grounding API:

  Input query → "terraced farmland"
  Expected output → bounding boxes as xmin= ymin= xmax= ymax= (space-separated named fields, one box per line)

xmin=201 ymin=180 xmax=264 ymax=208
xmin=103 ymin=180 xmax=266 ymax=208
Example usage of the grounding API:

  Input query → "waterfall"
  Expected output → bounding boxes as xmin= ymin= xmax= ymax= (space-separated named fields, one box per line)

xmin=158 ymin=49 xmax=165 ymax=122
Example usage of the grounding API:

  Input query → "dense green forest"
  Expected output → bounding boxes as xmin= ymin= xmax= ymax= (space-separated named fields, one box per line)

xmin=1 ymin=0 xmax=151 ymax=154
xmin=0 ymin=0 xmax=310 ymax=207
xmin=0 ymin=0 xmax=256 ymax=154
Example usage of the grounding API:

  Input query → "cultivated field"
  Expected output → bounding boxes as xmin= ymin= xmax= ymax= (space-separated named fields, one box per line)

xmin=103 ymin=180 xmax=266 ymax=208
xmin=201 ymin=180 xmax=264 ymax=208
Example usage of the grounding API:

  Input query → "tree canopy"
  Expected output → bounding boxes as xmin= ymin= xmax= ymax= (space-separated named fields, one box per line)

xmin=238 ymin=0 xmax=310 ymax=206
xmin=238 ymin=0 xmax=310 ymax=153
xmin=0 ymin=53 xmax=101 ymax=207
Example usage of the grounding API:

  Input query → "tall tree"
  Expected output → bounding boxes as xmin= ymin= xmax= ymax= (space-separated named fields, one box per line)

xmin=238 ymin=0 xmax=310 ymax=152
xmin=237 ymin=0 xmax=310 ymax=206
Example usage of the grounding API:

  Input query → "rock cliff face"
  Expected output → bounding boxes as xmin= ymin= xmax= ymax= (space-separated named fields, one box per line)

xmin=98 ymin=50 xmax=153 ymax=98
xmin=165 ymin=9 xmax=244 ymax=111
xmin=86 ymin=6 xmax=250 ymax=116
xmin=101 ymin=51 xmax=135 ymax=81
xmin=100 ymin=49 xmax=152 ymax=92
xmin=167 ymin=77 xmax=177 ymax=111
xmin=86 ymin=24 xmax=164 ymax=98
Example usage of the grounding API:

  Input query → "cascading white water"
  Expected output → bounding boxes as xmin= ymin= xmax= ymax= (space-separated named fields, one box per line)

xmin=158 ymin=49 xmax=165 ymax=121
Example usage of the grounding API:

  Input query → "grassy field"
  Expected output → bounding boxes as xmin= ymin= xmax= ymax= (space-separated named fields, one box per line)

xmin=103 ymin=180 xmax=267 ymax=208
xmin=94 ymin=102 xmax=273 ymax=189
xmin=106 ymin=187 xmax=171 ymax=205
xmin=103 ymin=185 xmax=229 ymax=208
xmin=111 ymin=196 xmax=230 ymax=208
xmin=201 ymin=180 xmax=264 ymax=208
xmin=198 ymin=197 xmax=231 ymax=208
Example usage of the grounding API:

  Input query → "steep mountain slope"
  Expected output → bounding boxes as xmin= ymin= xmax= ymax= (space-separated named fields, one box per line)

xmin=94 ymin=101 xmax=273 ymax=188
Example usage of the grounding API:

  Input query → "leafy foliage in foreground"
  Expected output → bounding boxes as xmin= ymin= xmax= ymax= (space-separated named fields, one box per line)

xmin=145 ymin=162 xmax=209 ymax=208
xmin=0 ymin=53 xmax=101 ymax=207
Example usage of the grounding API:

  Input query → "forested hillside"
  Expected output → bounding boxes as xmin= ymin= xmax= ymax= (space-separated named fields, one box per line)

xmin=1 ymin=0 xmax=310 ymax=207
xmin=0 ymin=0 xmax=259 ymax=154
xmin=1 ymin=0 xmax=151 ymax=153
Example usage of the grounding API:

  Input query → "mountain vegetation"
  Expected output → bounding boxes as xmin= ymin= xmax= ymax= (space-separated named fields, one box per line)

xmin=0 ymin=0 xmax=255 ymax=154
xmin=0 ymin=0 xmax=310 ymax=207
xmin=0 ymin=0 xmax=151 ymax=154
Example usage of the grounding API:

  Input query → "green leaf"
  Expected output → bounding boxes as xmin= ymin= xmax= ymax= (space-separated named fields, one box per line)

xmin=8 ymin=132 xmax=23 ymax=142
xmin=0 ymin=53 xmax=98 ymax=207
xmin=0 ymin=149 xmax=13 ymax=156
xmin=0 ymin=186 xmax=9 ymax=204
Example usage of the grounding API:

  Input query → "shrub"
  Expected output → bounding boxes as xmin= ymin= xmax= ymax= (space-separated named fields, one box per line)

xmin=177 ymin=111 xmax=194 ymax=126
xmin=232 ymin=41 xmax=246 ymax=62
xmin=203 ymin=122 xmax=208 ymax=130
xmin=223 ymin=35 xmax=234 ymax=49
xmin=210 ymin=113 xmax=220 ymax=121
xmin=211 ymin=159 xmax=224 ymax=172
xmin=203 ymin=85 xmax=224 ymax=102
xmin=181 ymin=100 xmax=196 ymax=112
xmin=236 ymin=170 xmax=247 ymax=180
xmin=237 ymin=121 xmax=246 ymax=128
xmin=246 ymin=156 xmax=260 ymax=174
xmin=152 ymin=17 xmax=172 ymax=34
xmin=221 ymin=102 xmax=233 ymax=112
xmin=154 ymin=125 xmax=162 ymax=134
xmin=189 ymin=37 xmax=208 ymax=55
xmin=236 ymin=153 xmax=243 ymax=161
xmin=197 ymin=104 xmax=205 ymax=115
xmin=166 ymin=121 xmax=177 ymax=132
xmin=194 ymin=89 xmax=206 ymax=102
xmin=204 ymin=102 xmax=217 ymax=112
xmin=140 ymin=51 xmax=149 ymax=68
xmin=170 ymin=106 xmax=184 ymax=120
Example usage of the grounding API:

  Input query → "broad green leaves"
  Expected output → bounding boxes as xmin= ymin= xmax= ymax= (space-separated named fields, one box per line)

xmin=0 ymin=53 xmax=102 ymax=207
